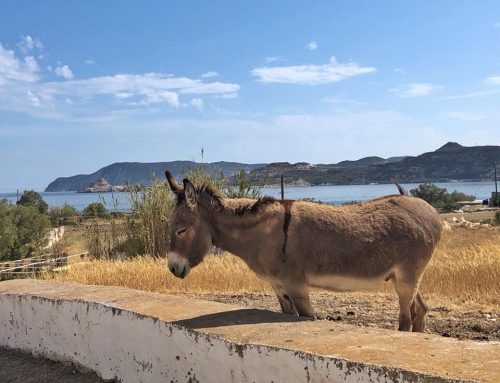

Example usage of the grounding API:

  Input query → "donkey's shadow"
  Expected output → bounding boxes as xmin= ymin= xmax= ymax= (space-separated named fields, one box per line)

xmin=173 ymin=308 xmax=310 ymax=329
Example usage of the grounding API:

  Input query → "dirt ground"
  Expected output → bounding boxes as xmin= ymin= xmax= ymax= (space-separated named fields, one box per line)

xmin=0 ymin=347 xmax=106 ymax=383
xmin=439 ymin=207 xmax=498 ymax=223
xmin=188 ymin=291 xmax=500 ymax=342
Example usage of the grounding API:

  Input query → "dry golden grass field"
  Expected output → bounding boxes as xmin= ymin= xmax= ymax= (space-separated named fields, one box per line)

xmin=45 ymin=227 xmax=500 ymax=305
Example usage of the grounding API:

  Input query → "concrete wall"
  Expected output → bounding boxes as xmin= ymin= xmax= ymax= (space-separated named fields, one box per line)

xmin=0 ymin=281 xmax=486 ymax=383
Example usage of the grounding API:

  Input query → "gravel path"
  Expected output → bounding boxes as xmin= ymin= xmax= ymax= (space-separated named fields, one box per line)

xmin=0 ymin=347 xmax=106 ymax=383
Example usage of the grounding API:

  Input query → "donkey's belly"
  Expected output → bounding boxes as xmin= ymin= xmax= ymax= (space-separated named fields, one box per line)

xmin=306 ymin=273 xmax=387 ymax=292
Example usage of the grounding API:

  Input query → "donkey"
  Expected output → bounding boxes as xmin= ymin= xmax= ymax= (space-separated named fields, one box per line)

xmin=165 ymin=171 xmax=442 ymax=332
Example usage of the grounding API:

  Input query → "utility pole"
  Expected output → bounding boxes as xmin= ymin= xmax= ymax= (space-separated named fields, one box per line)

xmin=16 ymin=189 xmax=19 ymax=203
xmin=495 ymin=160 xmax=498 ymax=205
xmin=280 ymin=175 xmax=285 ymax=200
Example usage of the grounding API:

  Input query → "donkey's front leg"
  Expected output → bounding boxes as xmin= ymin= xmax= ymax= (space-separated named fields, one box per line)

xmin=284 ymin=283 xmax=315 ymax=319
xmin=271 ymin=283 xmax=298 ymax=316
xmin=271 ymin=282 xmax=315 ymax=319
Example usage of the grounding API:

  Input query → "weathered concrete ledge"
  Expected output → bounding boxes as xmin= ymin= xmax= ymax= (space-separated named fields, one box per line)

xmin=0 ymin=280 xmax=497 ymax=383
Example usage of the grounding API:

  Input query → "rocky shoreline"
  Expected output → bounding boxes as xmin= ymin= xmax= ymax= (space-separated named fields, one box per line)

xmin=78 ymin=178 xmax=127 ymax=193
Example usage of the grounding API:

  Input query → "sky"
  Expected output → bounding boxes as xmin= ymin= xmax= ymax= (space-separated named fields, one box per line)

xmin=1 ymin=1 xmax=500 ymax=190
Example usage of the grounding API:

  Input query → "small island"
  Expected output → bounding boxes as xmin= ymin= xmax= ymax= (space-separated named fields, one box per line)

xmin=78 ymin=177 xmax=127 ymax=193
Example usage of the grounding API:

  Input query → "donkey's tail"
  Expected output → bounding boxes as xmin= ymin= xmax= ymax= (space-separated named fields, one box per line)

xmin=391 ymin=178 xmax=407 ymax=196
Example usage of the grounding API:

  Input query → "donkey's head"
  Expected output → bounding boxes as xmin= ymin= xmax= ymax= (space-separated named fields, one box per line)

xmin=165 ymin=171 xmax=214 ymax=279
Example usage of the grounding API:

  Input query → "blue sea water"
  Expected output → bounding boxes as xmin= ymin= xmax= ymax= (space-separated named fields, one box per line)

xmin=0 ymin=181 xmax=496 ymax=212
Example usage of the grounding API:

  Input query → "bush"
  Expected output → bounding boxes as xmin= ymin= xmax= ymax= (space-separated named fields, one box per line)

xmin=0 ymin=200 xmax=16 ymax=261
xmin=82 ymin=202 xmax=108 ymax=217
xmin=125 ymin=178 xmax=175 ymax=257
xmin=17 ymin=190 xmax=48 ymax=214
xmin=0 ymin=200 xmax=50 ymax=261
xmin=224 ymin=170 xmax=265 ymax=199
xmin=184 ymin=166 xmax=227 ymax=193
xmin=410 ymin=183 xmax=475 ymax=212
xmin=49 ymin=203 xmax=79 ymax=226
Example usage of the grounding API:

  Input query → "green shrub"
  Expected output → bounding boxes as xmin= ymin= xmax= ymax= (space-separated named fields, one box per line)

xmin=49 ymin=203 xmax=79 ymax=226
xmin=184 ymin=166 xmax=227 ymax=193
xmin=125 ymin=178 xmax=175 ymax=257
xmin=0 ymin=200 xmax=16 ymax=261
xmin=82 ymin=202 xmax=108 ymax=217
xmin=410 ymin=183 xmax=475 ymax=212
xmin=0 ymin=200 xmax=50 ymax=261
xmin=224 ymin=169 xmax=265 ymax=199
xmin=17 ymin=190 xmax=48 ymax=214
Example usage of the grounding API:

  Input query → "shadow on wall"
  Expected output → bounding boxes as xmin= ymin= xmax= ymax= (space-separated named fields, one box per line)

xmin=173 ymin=308 xmax=310 ymax=329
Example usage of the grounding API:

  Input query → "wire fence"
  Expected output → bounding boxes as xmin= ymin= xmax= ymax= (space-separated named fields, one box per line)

xmin=0 ymin=252 xmax=88 ymax=280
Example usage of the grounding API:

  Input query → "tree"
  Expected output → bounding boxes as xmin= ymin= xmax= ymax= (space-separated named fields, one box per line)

xmin=0 ymin=200 xmax=16 ymax=261
xmin=82 ymin=202 xmax=108 ymax=217
xmin=11 ymin=205 xmax=50 ymax=259
xmin=17 ymin=190 xmax=48 ymax=214
xmin=0 ymin=200 xmax=51 ymax=261
xmin=410 ymin=183 xmax=474 ymax=212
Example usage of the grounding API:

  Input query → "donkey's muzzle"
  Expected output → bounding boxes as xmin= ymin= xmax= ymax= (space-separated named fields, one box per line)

xmin=167 ymin=252 xmax=190 ymax=279
xmin=169 ymin=264 xmax=188 ymax=279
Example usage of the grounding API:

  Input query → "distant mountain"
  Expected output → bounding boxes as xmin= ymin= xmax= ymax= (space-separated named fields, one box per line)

xmin=45 ymin=142 xmax=500 ymax=191
xmin=45 ymin=161 xmax=266 ymax=192
xmin=249 ymin=143 xmax=500 ymax=185
xmin=435 ymin=142 xmax=463 ymax=152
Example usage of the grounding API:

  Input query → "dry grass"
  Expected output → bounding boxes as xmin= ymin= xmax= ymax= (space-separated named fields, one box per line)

xmin=41 ymin=228 xmax=500 ymax=307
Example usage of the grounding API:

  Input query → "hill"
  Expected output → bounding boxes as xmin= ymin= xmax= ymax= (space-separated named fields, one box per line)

xmin=249 ymin=143 xmax=500 ymax=185
xmin=45 ymin=161 xmax=266 ymax=192
xmin=45 ymin=142 xmax=500 ymax=191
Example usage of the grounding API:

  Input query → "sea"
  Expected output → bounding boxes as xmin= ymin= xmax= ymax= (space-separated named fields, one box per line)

xmin=0 ymin=181 xmax=496 ymax=212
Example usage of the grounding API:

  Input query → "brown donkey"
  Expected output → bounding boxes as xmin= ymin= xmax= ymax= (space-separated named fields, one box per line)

xmin=165 ymin=171 xmax=442 ymax=332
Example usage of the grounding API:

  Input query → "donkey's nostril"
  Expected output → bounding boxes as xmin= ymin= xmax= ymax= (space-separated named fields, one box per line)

xmin=169 ymin=265 xmax=176 ymax=274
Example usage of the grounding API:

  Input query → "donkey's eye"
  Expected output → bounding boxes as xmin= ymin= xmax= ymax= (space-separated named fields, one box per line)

xmin=176 ymin=227 xmax=189 ymax=236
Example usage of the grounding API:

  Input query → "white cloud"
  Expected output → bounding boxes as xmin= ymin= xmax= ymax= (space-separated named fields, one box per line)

xmin=443 ymin=89 xmax=500 ymax=100
xmin=486 ymin=76 xmax=500 ymax=84
xmin=264 ymin=56 xmax=281 ymax=63
xmin=0 ymin=44 xmax=39 ymax=82
xmin=200 ymin=71 xmax=218 ymax=78
xmin=251 ymin=56 xmax=376 ymax=85
xmin=84 ymin=59 xmax=95 ymax=65
xmin=306 ymin=41 xmax=318 ymax=51
xmin=448 ymin=111 xmax=486 ymax=121
xmin=141 ymin=90 xmax=179 ymax=108
xmin=190 ymin=98 xmax=204 ymax=110
xmin=394 ymin=68 xmax=407 ymax=74
xmin=26 ymin=90 xmax=41 ymax=107
xmin=55 ymin=64 xmax=74 ymax=80
xmin=17 ymin=35 xmax=43 ymax=54
xmin=321 ymin=96 xmax=367 ymax=105
xmin=0 ymin=41 xmax=241 ymax=118
xmin=390 ymin=83 xmax=442 ymax=97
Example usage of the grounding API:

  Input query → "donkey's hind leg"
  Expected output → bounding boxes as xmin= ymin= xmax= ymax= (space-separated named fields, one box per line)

xmin=411 ymin=291 xmax=429 ymax=332
xmin=393 ymin=273 xmax=420 ymax=331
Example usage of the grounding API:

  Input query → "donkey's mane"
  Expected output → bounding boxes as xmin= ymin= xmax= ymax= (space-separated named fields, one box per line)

xmin=180 ymin=182 xmax=277 ymax=216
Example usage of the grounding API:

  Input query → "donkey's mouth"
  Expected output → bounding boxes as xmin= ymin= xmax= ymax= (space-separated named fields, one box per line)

xmin=169 ymin=264 xmax=190 ymax=279
xmin=178 ymin=266 xmax=189 ymax=279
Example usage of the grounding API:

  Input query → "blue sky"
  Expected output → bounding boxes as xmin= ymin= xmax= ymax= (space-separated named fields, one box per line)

xmin=1 ymin=1 xmax=500 ymax=190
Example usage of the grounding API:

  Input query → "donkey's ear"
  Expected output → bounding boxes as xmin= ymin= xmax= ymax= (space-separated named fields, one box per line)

xmin=183 ymin=179 xmax=198 ymax=208
xmin=165 ymin=171 xmax=182 ymax=194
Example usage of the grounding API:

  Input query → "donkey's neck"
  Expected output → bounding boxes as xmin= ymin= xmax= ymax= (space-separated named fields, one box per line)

xmin=200 ymin=197 xmax=278 ymax=260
